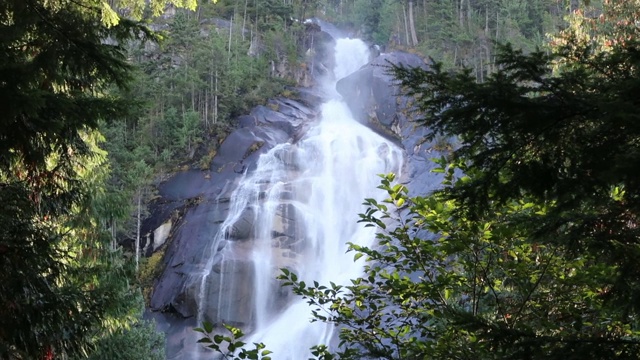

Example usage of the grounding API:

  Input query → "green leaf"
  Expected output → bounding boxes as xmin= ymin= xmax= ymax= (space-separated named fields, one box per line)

xmin=203 ymin=321 xmax=214 ymax=334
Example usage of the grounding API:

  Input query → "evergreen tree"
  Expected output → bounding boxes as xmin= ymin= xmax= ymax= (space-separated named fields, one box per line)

xmin=0 ymin=0 xmax=168 ymax=357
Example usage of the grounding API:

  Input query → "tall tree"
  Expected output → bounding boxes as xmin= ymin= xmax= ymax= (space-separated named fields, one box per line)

xmin=0 ymin=0 xmax=176 ymax=357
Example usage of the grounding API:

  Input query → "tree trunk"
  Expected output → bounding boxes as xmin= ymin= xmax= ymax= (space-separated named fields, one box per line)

xmin=191 ymin=82 xmax=195 ymax=111
xmin=481 ymin=49 xmax=485 ymax=82
xmin=402 ymin=4 xmax=410 ymax=46
xmin=228 ymin=15 xmax=233 ymax=64
xmin=204 ymin=88 xmax=208 ymax=129
xmin=396 ymin=9 xmax=402 ymax=45
xmin=135 ymin=193 xmax=141 ymax=272
xmin=111 ymin=219 xmax=116 ymax=251
xmin=454 ymin=46 xmax=458 ymax=66
xmin=485 ymin=43 xmax=491 ymax=75
xmin=496 ymin=11 xmax=499 ymax=41
xmin=242 ymin=0 xmax=248 ymax=41
xmin=423 ymin=0 xmax=428 ymax=40
xmin=466 ymin=0 xmax=471 ymax=31
xmin=485 ymin=5 xmax=489 ymax=36
xmin=214 ymin=71 xmax=218 ymax=124
xmin=409 ymin=1 xmax=419 ymax=46
xmin=477 ymin=48 xmax=482 ymax=82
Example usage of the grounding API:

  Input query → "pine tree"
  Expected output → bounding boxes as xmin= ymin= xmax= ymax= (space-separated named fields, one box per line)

xmin=0 ymin=0 xmax=155 ymax=357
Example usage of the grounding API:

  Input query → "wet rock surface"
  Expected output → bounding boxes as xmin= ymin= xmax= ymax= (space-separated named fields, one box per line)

xmin=146 ymin=99 xmax=316 ymax=269
xmin=336 ymin=51 xmax=445 ymax=197
xmin=143 ymin=93 xmax=320 ymax=359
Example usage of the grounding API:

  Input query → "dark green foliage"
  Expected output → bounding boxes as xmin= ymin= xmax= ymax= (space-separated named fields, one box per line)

xmin=0 ymin=0 xmax=163 ymax=358
xmin=0 ymin=0 xmax=141 ymax=173
xmin=0 ymin=183 xmax=90 ymax=358
xmin=393 ymin=40 xmax=640 ymax=308
xmin=0 ymin=142 xmax=147 ymax=358
xmin=370 ymin=20 xmax=640 ymax=358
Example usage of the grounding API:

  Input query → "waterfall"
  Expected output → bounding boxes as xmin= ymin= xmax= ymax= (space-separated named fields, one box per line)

xmin=196 ymin=37 xmax=403 ymax=359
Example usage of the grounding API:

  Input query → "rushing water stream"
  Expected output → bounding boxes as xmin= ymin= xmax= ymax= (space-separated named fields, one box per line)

xmin=196 ymin=37 xmax=403 ymax=359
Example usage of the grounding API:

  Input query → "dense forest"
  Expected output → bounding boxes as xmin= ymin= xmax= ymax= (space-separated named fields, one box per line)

xmin=3 ymin=0 xmax=640 ymax=359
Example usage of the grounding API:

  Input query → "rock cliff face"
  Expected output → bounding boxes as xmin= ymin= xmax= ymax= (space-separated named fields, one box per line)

xmin=149 ymin=103 xmax=308 ymax=316
xmin=144 ymin=29 xmax=442 ymax=358
xmin=144 ymin=94 xmax=320 ymax=358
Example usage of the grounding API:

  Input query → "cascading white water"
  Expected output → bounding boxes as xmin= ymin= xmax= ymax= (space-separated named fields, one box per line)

xmin=196 ymin=37 xmax=403 ymax=359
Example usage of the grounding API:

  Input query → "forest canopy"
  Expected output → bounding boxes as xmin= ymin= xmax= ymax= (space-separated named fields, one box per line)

xmin=0 ymin=0 xmax=184 ymax=358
